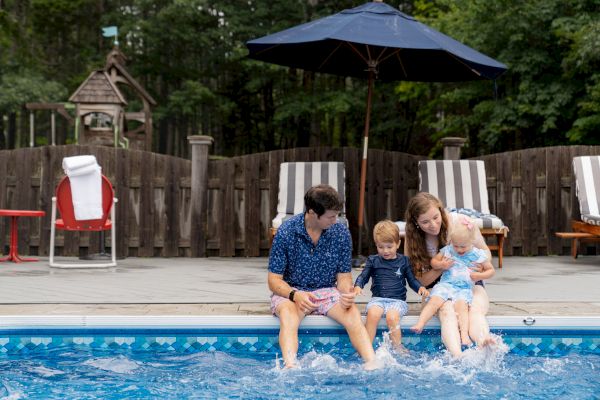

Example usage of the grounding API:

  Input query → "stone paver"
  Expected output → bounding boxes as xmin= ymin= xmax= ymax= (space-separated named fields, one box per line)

xmin=0 ymin=255 xmax=599 ymax=316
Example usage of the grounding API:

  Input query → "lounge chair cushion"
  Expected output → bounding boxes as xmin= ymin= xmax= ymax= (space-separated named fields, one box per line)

xmin=582 ymin=214 xmax=600 ymax=226
xmin=446 ymin=208 xmax=505 ymax=229
xmin=272 ymin=162 xmax=346 ymax=229
xmin=573 ymin=156 xmax=600 ymax=224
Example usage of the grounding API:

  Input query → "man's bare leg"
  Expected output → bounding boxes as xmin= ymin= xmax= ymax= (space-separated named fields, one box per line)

xmin=327 ymin=303 xmax=378 ymax=369
xmin=276 ymin=301 xmax=306 ymax=368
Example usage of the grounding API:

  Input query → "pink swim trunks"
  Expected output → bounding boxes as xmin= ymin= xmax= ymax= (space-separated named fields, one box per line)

xmin=270 ymin=287 xmax=341 ymax=316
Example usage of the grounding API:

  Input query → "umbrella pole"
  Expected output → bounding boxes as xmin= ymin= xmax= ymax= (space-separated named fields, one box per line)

xmin=357 ymin=69 xmax=375 ymax=259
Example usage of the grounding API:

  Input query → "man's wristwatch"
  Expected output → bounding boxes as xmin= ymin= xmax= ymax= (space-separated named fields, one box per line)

xmin=288 ymin=289 xmax=296 ymax=302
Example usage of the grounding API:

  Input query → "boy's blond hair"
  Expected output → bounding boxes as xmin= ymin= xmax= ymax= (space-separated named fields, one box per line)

xmin=373 ymin=220 xmax=401 ymax=244
xmin=450 ymin=215 xmax=477 ymax=243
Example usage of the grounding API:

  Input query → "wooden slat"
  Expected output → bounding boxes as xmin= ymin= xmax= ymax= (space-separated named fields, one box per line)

xmin=546 ymin=146 xmax=561 ymax=254
xmin=244 ymin=154 xmax=260 ymax=256
xmin=164 ymin=157 xmax=180 ymax=256
xmin=138 ymin=150 xmax=155 ymax=257
xmin=219 ymin=159 xmax=236 ymax=256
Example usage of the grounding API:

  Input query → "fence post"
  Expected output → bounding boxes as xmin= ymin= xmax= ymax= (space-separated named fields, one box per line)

xmin=441 ymin=137 xmax=466 ymax=160
xmin=188 ymin=135 xmax=214 ymax=257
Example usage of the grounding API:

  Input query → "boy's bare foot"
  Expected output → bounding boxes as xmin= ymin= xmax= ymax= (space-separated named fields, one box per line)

xmin=461 ymin=337 xmax=473 ymax=347
xmin=480 ymin=336 xmax=497 ymax=347
xmin=410 ymin=324 xmax=423 ymax=334
xmin=393 ymin=344 xmax=409 ymax=354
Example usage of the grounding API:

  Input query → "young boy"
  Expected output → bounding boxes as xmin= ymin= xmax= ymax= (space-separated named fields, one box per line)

xmin=410 ymin=216 xmax=495 ymax=346
xmin=353 ymin=220 xmax=428 ymax=351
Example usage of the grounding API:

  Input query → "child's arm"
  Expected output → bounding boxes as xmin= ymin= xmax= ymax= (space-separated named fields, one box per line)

xmin=430 ymin=251 xmax=453 ymax=270
xmin=403 ymin=258 xmax=431 ymax=298
xmin=353 ymin=258 xmax=373 ymax=295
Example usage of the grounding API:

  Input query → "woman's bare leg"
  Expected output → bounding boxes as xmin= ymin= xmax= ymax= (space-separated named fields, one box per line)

xmin=438 ymin=301 xmax=462 ymax=357
xmin=469 ymin=285 xmax=494 ymax=346
xmin=411 ymin=296 xmax=444 ymax=333
xmin=365 ymin=306 xmax=384 ymax=343
xmin=454 ymin=300 xmax=472 ymax=346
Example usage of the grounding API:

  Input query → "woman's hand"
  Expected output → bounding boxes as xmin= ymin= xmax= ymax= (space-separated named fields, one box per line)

xmin=438 ymin=256 xmax=453 ymax=270
xmin=353 ymin=286 xmax=362 ymax=296
xmin=469 ymin=263 xmax=484 ymax=281
xmin=418 ymin=286 xmax=430 ymax=299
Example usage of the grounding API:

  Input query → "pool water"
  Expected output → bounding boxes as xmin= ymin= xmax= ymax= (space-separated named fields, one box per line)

xmin=1 ymin=330 xmax=599 ymax=399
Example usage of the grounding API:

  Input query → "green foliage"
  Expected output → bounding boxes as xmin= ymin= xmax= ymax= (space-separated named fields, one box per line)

xmin=0 ymin=0 xmax=598 ymax=156
xmin=0 ymin=72 xmax=66 ymax=113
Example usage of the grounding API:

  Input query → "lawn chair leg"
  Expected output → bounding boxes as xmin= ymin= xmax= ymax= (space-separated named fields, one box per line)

xmin=496 ymin=232 xmax=504 ymax=269
xmin=572 ymin=238 xmax=579 ymax=259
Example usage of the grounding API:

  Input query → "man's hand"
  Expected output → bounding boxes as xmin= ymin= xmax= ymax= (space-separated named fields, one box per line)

xmin=339 ymin=291 xmax=357 ymax=309
xmin=353 ymin=286 xmax=362 ymax=296
xmin=294 ymin=291 xmax=318 ymax=313
xmin=418 ymin=286 xmax=429 ymax=298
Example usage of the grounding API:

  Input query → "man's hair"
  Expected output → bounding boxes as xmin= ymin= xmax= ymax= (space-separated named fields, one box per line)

xmin=373 ymin=220 xmax=400 ymax=244
xmin=304 ymin=184 xmax=343 ymax=217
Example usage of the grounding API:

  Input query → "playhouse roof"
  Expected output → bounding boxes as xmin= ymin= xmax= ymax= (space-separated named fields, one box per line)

xmin=69 ymin=70 xmax=127 ymax=105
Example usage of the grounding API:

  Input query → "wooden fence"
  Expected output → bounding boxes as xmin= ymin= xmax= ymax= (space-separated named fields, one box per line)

xmin=1 ymin=144 xmax=600 ymax=258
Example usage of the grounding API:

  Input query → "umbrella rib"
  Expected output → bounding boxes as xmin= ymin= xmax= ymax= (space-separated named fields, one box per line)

xmin=345 ymin=42 xmax=370 ymax=66
xmin=393 ymin=50 xmax=408 ymax=78
xmin=318 ymin=41 xmax=346 ymax=70
xmin=447 ymin=51 xmax=482 ymax=77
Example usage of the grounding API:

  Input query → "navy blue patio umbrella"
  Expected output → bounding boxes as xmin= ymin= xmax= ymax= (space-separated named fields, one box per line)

xmin=246 ymin=0 xmax=507 ymax=252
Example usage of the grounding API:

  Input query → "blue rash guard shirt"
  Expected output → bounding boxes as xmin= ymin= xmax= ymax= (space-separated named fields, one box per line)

xmin=268 ymin=213 xmax=352 ymax=291
xmin=354 ymin=254 xmax=423 ymax=300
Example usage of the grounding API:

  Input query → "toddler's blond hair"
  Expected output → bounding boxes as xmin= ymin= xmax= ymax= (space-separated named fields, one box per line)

xmin=450 ymin=215 xmax=477 ymax=244
xmin=373 ymin=220 xmax=401 ymax=244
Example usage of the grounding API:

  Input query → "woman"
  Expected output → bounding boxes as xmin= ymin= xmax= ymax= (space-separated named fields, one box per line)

xmin=404 ymin=192 xmax=494 ymax=356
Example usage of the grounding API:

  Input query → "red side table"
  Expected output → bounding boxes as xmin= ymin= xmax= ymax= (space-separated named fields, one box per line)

xmin=0 ymin=209 xmax=46 ymax=263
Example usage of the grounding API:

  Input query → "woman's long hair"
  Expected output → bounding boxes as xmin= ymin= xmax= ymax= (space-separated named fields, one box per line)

xmin=404 ymin=192 xmax=449 ymax=276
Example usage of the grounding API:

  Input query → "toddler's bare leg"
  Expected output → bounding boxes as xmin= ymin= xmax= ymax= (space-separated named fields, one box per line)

xmin=365 ymin=306 xmax=384 ymax=343
xmin=411 ymin=296 xmax=444 ymax=333
xmin=455 ymin=300 xmax=472 ymax=346
xmin=385 ymin=310 xmax=405 ymax=350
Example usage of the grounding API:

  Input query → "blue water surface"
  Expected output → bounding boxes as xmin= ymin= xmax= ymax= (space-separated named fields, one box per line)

xmin=1 ymin=335 xmax=599 ymax=400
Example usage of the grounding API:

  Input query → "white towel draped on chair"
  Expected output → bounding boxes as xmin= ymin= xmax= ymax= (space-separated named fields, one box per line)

xmin=62 ymin=155 xmax=103 ymax=220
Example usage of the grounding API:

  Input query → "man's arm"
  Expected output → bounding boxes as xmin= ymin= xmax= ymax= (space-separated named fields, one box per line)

xmin=268 ymin=271 xmax=293 ymax=298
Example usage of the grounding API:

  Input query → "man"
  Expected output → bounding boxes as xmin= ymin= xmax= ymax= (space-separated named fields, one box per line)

xmin=268 ymin=184 xmax=378 ymax=369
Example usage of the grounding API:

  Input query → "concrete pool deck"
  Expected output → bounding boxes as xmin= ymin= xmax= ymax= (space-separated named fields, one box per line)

xmin=0 ymin=256 xmax=599 ymax=317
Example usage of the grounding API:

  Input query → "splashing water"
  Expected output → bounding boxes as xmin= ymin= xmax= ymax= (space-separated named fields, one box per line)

xmin=1 ymin=334 xmax=598 ymax=399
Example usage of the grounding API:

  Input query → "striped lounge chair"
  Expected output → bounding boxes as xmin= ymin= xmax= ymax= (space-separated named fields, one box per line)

xmin=556 ymin=156 xmax=600 ymax=258
xmin=271 ymin=162 xmax=347 ymax=242
xmin=573 ymin=156 xmax=600 ymax=229
xmin=419 ymin=160 xmax=509 ymax=268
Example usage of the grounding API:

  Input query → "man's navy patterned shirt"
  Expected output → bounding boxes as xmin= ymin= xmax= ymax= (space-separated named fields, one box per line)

xmin=268 ymin=213 xmax=352 ymax=291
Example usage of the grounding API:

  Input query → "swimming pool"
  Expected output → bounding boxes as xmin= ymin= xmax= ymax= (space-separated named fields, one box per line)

xmin=1 ymin=316 xmax=599 ymax=399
